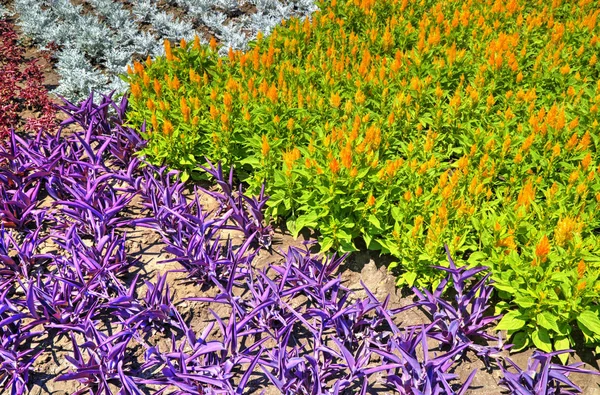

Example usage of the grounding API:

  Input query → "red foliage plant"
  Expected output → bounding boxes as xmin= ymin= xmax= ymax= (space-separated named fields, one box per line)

xmin=0 ymin=19 xmax=57 ymax=140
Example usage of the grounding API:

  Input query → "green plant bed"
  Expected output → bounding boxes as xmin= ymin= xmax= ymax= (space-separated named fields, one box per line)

xmin=123 ymin=0 xmax=600 ymax=354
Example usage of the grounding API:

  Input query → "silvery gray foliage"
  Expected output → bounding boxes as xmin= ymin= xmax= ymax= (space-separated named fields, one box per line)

xmin=87 ymin=0 xmax=140 ymax=42
xmin=213 ymin=0 xmax=243 ymax=11
xmin=13 ymin=0 xmax=55 ymax=42
xmin=173 ymin=0 xmax=211 ymax=15
xmin=130 ymin=0 xmax=196 ymax=41
xmin=133 ymin=31 xmax=163 ymax=57
xmin=104 ymin=49 xmax=132 ymax=73
xmin=216 ymin=22 xmax=251 ymax=55
xmin=200 ymin=11 xmax=228 ymax=32
xmin=130 ymin=0 xmax=155 ymax=23
xmin=151 ymin=11 xmax=195 ymax=40
xmin=52 ymin=46 xmax=109 ymax=104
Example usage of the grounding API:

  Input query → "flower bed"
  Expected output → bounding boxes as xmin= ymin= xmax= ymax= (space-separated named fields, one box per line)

xmin=124 ymin=0 xmax=600 ymax=354
xmin=1 ymin=0 xmax=600 ymax=392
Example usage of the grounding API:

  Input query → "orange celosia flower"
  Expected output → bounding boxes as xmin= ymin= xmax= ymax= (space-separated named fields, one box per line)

xmin=164 ymin=39 xmax=173 ymax=61
xmin=209 ymin=105 xmax=219 ymax=120
xmin=153 ymin=79 xmax=161 ymax=97
xmin=171 ymin=76 xmax=181 ymax=91
xmin=582 ymin=152 xmax=592 ymax=170
xmin=330 ymin=92 xmax=342 ymax=108
xmin=267 ymin=85 xmax=278 ymax=103
xmin=180 ymin=97 xmax=190 ymax=123
xmin=261 ymin=135 xmax=270 ymax=157
xmin=341 ymin=144 xmax=352 ymax=169
xmin=535 ymin=235 xmax=550 ymax=262
xmin=516 ymin=71 xmax=523 ymax=83
xmin=568 ymin=170 xmax=579 ymax=184
xmin=516 ymin=180 xmax=535 ymax=208
xmin=329 ymin=158 xmax=340 ymax=175
xmin=366 ymin=194 xmax=376 ymax=207
xmin=130 ymin=83 xmax=142 ymax=99
xmin=162 ymin=120 xmax=173 ymax=136
xmin=577 ymin=131 xmax=591 ymax=151
xmin=146 ymin=98 xmax=155 ymax=112
xmin=223 ymin=92 xmax=233 ymax=111
xmin=554 ymin=216 xmax=582 ymax=246
xmin=577 ymin=280 xmax=586 ymax=292
xmin=577 ymin=259 xmax=586 ymax=278
xmin=282 ymin=148 xmax=301 ymax=176
xmin=209 ymin=37 xmax=218 ymax=52
xmin=133 ymin=61 xmax=144 ymax=75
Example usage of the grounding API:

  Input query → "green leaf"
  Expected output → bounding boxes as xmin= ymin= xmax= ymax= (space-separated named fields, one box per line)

xmin=404 ymin=271 xmax=418 ymax=287
xmin=496 ymin=310 xmax=526 ymax=331
xmin=514 ymin=297 xmax=535 ymax=309
xmin=180 ymin=171 xmax=190 ymax=183
xmin=510 ymin=331 xmax=529 ymax=352
xmin=367 ymin=214 xmax=382 ymax=230
xmin=320 ymin=237 xmax=334 ymax=253
xmin=577 ymin=310 xmax=600 ymax=337
xmin=291 ymin=212 xmax=319 ymax=238
xmin=493 ymin=282 xmax=517 ymax=294
xmin=531 ymin=328 xmax=553 ymax=353
xmin=537 ymin=312 xmax=560 ymax=333
xmin=554 ymin=337 xmax=571 ymax=364
xmin=467 ymin=251 xmax=487 ymax=264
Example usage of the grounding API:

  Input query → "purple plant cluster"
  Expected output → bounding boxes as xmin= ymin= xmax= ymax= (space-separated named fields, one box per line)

xmin=0 ymin=92 xmax=598 ymax=394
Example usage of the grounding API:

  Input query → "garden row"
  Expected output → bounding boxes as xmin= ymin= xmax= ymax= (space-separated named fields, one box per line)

xmin=123 ymin=0 xmax=600 ymax=355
